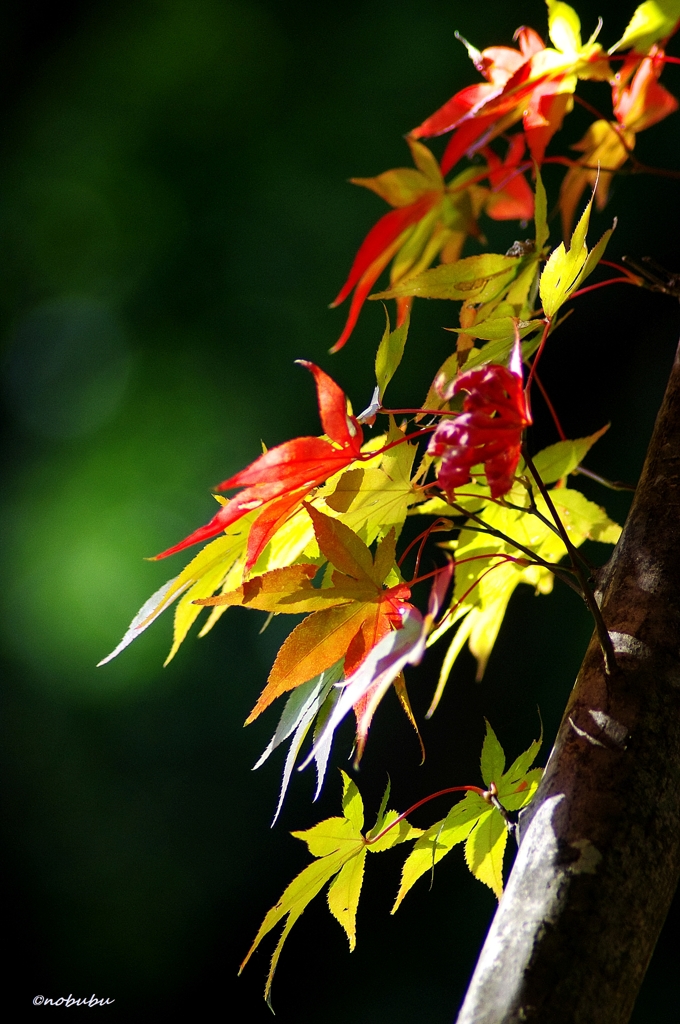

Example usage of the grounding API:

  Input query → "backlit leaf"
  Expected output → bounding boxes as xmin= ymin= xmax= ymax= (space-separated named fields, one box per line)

xmin=540 ymin=190 xmax=615 ymax=317
xmin=480 ymin=720 xmax=506 ymax=786
xmin=242 ymin=771 xmax=422 ymax=1005
xmin=464 ymin=806 xmax=507 ymax=898
xmin=392 ymin=794 xmax=483 ymax=911
xmin=531 ymin=426 xmax=609 ymax=482
xmin=611 ymin=0 xmax=680 ymax=54
xmin=373 ymin=252 xmax=526 ymax=301
xmin=375 ymin=309 xmax=410 ymax=402
xmin=327 ymin=849 xmax=367 ymax=951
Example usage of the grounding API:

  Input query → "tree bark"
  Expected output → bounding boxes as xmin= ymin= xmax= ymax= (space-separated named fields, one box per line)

xmin=455 ymin=339 xmax=680 ymax=1024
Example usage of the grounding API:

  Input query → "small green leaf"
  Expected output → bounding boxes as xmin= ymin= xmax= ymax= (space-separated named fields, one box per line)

xmin=501 ymin=735 xmax=542 ymax=789
xmin=500 ymin=767 xmax=543 ymax=812
xmin=480 ymin=720 xmax=506 ymax=786
xmin=464 ymin=808 xmax=507 ymax=898
xmin=610 ymin=0 xmax=680 ymax=54
xmin=341 ymin=770 xmax=365 ymax=832
xmin=531 ymin=426 xmax=609 ymax=483
xmin=375 ymin=309 xmax=410 ymax=401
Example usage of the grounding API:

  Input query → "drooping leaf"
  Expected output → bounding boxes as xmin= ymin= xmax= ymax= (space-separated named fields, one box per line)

xmin=416 ymin=462 xmax=620 ymax=709
xmin=252 ymin=662 xmax=344 ymax=824
xmin=392 ymin=794 xmax=483 ymax=911
xmin=98 ymin=515 xmax=257 ymax=667
xmin=464 ymin=806 xmax=507 ymax=898
xmin=327 ymin=849 xmax=367 ymax=951
xmin=241 ymin=771 xmax=420 ymax=1005
xmin=244 ymin=509 xmax=413 ymax=724
xmin=300 ymin=606 xmax=427 ymax=770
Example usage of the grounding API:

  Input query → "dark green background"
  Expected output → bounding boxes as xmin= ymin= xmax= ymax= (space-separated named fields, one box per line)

xmin=2 ymin=1 xmax=679 ymax=1019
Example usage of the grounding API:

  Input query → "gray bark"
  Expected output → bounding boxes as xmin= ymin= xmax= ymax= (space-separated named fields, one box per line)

xmin=455 ymin=339 xmax=680 ymax=1024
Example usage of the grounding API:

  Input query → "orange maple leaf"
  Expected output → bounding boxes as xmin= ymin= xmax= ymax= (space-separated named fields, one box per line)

xmin=217 ymin=506 xmax=413 ymax=724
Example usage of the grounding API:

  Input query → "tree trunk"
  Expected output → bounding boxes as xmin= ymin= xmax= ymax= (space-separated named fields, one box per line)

xmin=455 ymin=339 xmax=680 ymax=1024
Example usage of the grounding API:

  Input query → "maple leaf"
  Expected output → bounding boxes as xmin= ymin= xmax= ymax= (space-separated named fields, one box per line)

xmin=427 ymin=340 xmax=531 ymax=499
xmin=198 ymin=506 xmax=413 ymax=724
xmin=540 ymin=185 xmax=615 ymax=318
xmin=393 ymin=721 xmax=542 ymax=906
xmin=299 ymin=564 xmax=453 ymax=770
xmin=251 ymin=662 xmax=345 ymax=825
xmin=610 ymin=0 xmax=680 ymax=56
xmin=559 ymin=44 xmax=677 ymax=235
xmin=240 ymin=771 xmax=421 ymax=1008
xmin=411 ymin=1 xmax=611 ymax=173
xmin=613 ymin=44 xmax=678 ymax=130
xmin=331 ymin=137 xmax=535 ymax=351
xmin=558 ymin=120 xmax=635 ymax=239
xmin=151 ymin=362 xmax=363 ymax=574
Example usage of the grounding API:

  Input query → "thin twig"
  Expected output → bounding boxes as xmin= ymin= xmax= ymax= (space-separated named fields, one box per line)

xmin=572 ymin=465 xmax=637 ymax=492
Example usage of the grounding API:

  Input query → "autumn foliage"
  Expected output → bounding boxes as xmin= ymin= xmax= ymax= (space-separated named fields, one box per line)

xmin=100 ymin=0 xmax=679 ymax=1006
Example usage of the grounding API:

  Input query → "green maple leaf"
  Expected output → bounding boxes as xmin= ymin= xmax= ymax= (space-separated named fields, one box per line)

xmin=393 ymin=721 xmax=542 ymax=907
xmin=240 ymin=771 xmax=421 ymax=1007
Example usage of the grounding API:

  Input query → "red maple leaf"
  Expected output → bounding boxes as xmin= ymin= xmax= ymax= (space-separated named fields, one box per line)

xmin=411 ymin=23 xmax=609 ymax=173
xmin=153 ymin=363 xmax=363 ymax=572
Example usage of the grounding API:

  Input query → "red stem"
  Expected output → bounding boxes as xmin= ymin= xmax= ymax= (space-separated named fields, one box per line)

xmin=398 ymin=519 xmax=450 ymax=569
xmin=365 ymin=785 xmax=486 ymax=846
xmin=568 ymin=276 xmax=637 ymax=301
xmin=525 ymin=318 xmax=551 ymax=402
xmin=534 ymin=370 xmax=566 ymax=441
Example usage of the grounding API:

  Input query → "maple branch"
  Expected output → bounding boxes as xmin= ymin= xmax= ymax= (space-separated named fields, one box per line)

xmin=449 ymin=503 xmax=582 ymax=595
xmin=572 ymin=465 xmax=637 ymax=492
xmin=456 ymin=337 xmax=680 ymax=1024
xmin=523 ymin=446 xmax=618 ymax=676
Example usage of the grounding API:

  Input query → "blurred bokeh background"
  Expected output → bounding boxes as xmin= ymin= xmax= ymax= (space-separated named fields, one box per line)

xmin=2 ymin=0 xmax=679 ymax=1019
